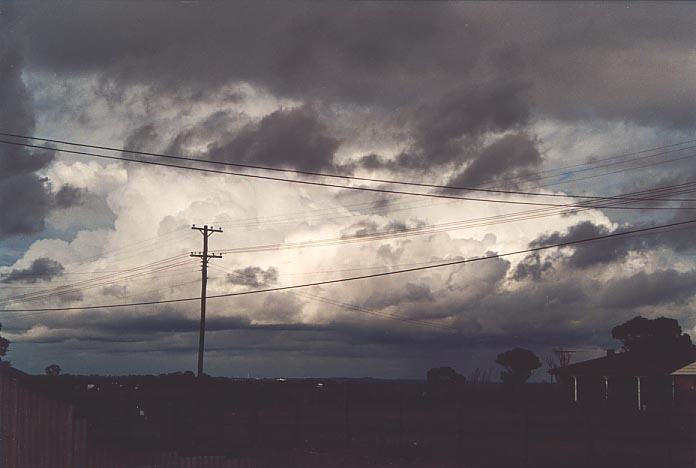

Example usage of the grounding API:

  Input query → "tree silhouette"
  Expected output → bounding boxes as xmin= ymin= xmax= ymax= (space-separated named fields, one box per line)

xmin=0 ymin=323 xmax=9 ymax=365
xmin=45 ymin=364 xmax=62 ymax=376
xmin=426 ymin=367 xmax=466 ymax=384
xmin=612 ymin=316 xmax=693 ymax=355
xmin=495 ymin=348 xmax=541 ymax=385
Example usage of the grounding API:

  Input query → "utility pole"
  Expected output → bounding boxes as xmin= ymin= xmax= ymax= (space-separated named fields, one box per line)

xmin=191 ymin=224 xmax=223 ymax=377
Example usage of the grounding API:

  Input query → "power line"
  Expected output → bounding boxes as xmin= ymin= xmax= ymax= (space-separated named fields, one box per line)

xmin=64 ymin=227 xmax=194 ymax=269
xmin=538 ymin=150 xmax=696 ymax=189
xmin=5 ymin=176 xmax=696 ymax=303
xmin=212 ymin=264 xmax=456 ymax=331
xmin=488 ymin=141 xmax=696 ymax=189
xmin=212 ymin=182 xmax=696 ymax=254
xmin=214 ymin=179 xmax=696 ymax=231
xmin=0 ymin=262 xmax=193 ymax=278
xmin=0 ymin=264 xmax=196 ymax=308
xmin=2 ymin=217 xmax=694 ymax=313
xmin=203 ymin=180 xmax=696 ymax=256
xmin=0 ymin=258 xmax=190 ymax=304
xmin=4 ymin=181 xmax=693 ymax=287
xmin=293 ymin=290 xmax=458 ymax=332
xmin=4 ymin=132 xmax=696 ymax=203
xmin=0 ymin=255 xmax=193 ymax=306
xmin=2 ymin=138 xmax=696 ymax=211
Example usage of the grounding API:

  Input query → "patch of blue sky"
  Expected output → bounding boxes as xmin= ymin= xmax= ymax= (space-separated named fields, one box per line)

xmin=0 ymin=226 xmax=79 ymax=267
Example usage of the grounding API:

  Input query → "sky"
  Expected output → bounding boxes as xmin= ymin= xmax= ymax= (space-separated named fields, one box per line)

xmin=1 ymin=1 xmax=696 ymax=379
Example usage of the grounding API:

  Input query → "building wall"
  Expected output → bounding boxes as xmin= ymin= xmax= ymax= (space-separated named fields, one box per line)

xmin=675 ymin=375 xmax=696 ymax=409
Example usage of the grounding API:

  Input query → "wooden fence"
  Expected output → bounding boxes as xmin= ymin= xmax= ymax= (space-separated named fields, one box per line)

xmin=0 ymin=367 xmax=254 ymax=468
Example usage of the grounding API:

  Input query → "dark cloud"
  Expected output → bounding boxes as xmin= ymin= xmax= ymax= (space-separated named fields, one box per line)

xmin=123 ymin=123 xmax=158 ymax=153
xmin=376 ymin=244 xmax=406 ymax=264
xmin=53 ymin=184 xmax=83 ymax=208
xmin=527 ymin=221 xmax=643 ymax=269
xmin=18 ymin=3 xmax=468 ymax=106
xmin=0 ymin=7 xmax=61 ymax=238
xmin=206 ymin=106 xmax=340 ymax=172
xmin=9 ymin=2 xmax=696 ymax=195
xmin=447 ymin=133 xmax=542 ymax=188
xmin=398 ymin=83 xmax=532 ymax=169
xmin=95 ymin=312 xmax=250 ymax=335
xmin=8 ymin=264 xmax=696 ymax=377
xmin=361 ymin=282 xmax=435 ymax=310
xmin=1 ymin=257 xmax=64 ymax=283
xmin=512 ymin=252 xmax=554 ymax=281
xmin=227 ymin=266 xmax=279 ymax=288
xmin=152 ymin=106 xmax=339 ymax=172
xmin=44 ymin=188 xmax=116 ymax=234
xmin=353 ymin=83 xmax=534 ymax=173
xmin=0 ymin=175 xmax=53 ymax=237
xmin=16 ymin=3 xmax=696 ymax=130
xmin=339 ymin=219 xmax=424 ymax=238
xmin=10 ymin=307 xmax=325 ymax=344
xmin=56 ymin=290 xmax=83 ymax=305
xmin=101 ymin=284 xmax=127 ymax=298
xmin=163 ymin=111 xmax=240 ymax=156
xmin=0 ymin=10 xmax=43 ymax=176
xmin=643 ymin=207 xmax=696 ymax=254
xmin=254 ymin=292 xmax=304 ymax=322
xmin=599 ymin=269 xmax=696 ymax=309
xmin=519 ymin=216 xmax=696 ymax=279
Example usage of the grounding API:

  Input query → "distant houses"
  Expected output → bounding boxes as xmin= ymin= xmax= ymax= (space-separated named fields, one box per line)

xmin=550 ymin=349 xmax=696 ymax=410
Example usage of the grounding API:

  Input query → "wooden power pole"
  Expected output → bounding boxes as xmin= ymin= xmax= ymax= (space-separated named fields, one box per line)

xmin=191 ymin=224 xmax=223 ymax=377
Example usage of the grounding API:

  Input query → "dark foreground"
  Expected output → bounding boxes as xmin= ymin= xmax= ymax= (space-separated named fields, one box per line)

xmin=4 ymin=371 xmax=696 ymax=467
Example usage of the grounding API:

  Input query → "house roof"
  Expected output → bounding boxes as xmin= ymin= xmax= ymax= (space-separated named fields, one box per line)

xmin=550 ymin=350 xmax=696 ymax=377
xmin=671 ymin=360 xmax=696 ymax=376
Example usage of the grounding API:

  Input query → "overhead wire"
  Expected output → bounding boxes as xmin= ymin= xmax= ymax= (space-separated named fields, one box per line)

xmin=487 ymin=141 xmax=696 ymax=189
xmin=0 ymin=262 xmax=196 ymax=307
xmin=295 ymin=291 xmax=458 ymax=332
xmin=209 ymin=263 xmax=458 ymax=332
xmin=2 ymin=217 xmax=694 ymax=313
xmin=212 ymin=180 xmax=696 ymax=254
xmin=3 ymin=134 xmax=696 ymax=320
xmin=537 ymin=151 xmax=696 ymax=189
xmin=0 ymin=255 xmax=194 ymax=306
xmin=5 ymin=154 xmax=696 ymax=302
xmin=1 ymin=138 xmax=696 ymax=211
xmin=59 ymin=228 xmax=195 ymax=271
xmin=3 ymin=132 xmax=696 ymax=202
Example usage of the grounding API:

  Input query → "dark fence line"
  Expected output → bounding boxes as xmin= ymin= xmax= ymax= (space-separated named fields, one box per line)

xmin=0 ymin=368 xmax=255 ymax=468
xmin=172 ymin=393 xmax=696 ymax=467
xmin=2 ymin=368 xmax=696 ymax=468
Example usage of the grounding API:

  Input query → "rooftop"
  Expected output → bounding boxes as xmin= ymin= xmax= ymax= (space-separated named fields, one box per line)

xmin=550 ymin=349 xmax=696 ymax=377
xmin=672 ymin=360 xmax=696 ymax=376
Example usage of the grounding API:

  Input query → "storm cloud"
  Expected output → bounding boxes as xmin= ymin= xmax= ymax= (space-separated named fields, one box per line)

xmin=15 ymin=3 xmax=696 ymax=128
xmin=1 ymin=257 xmax=64 ymax=283
xmin=207 ymin=106 xmax=341 ymax=172
xmin=0 ymin=8 xmax=59 ymax=238
xmin=227 ymin=266 xmax=279 ymax=288
xmin=447 ymin=133 xmax=542 ymax=188
xmin=527 ymin=221 xmax=642 ymax=270
xmin=599 ymin=269 xmax=696 ymax=309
